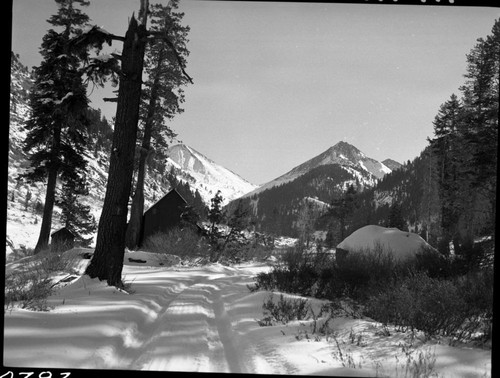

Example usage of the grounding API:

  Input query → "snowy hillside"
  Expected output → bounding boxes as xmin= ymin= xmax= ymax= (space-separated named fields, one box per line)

xmin=244 ymin=141 xmax=391 ymax=198
xmin=165 ymin=144 xmax=258 ymax=205
xmin=7 ymin=53 xmax=59 ymax=252
xmin=6 ymin=53 xmax=257 ymax=251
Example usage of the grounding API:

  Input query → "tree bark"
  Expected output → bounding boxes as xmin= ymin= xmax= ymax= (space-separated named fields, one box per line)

xmin=125 ymin=48 xmax=164 ymax=250
xmin=34 ymin=125 xmax=61 ymax=254
xmin=34 ymin=167 xmax=58 ymax=254
xmin=125 ymin=147 xmax=148 ymax=250
xmin=85 ymin=16 xmax=147 ymax=287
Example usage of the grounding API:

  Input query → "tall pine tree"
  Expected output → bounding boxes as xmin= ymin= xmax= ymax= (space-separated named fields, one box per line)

xmin=459 ymin=19 xmax=499 ymax=242
xmin=429 ymin=94 xmax=464 ymax=253
xmin=126 ymin=0 xmax=191 ymax=250
xmin=72 ymin=0 xmax=192 ymax=286
xmin=429 ymin=19 xmax=499 ymax=254
xmin=57 ymin=181 xmax=97 ymax=246
xmin=327 ymin=184 xmax=358 ymax=243
xmin=21 ymin=0 xmax=92 ymax=254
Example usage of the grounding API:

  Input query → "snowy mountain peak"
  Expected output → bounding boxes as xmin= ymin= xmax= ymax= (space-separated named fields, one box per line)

xmin=166 ymin=144 xmax=258 ymax=205
xmin=382 ymin=158 xmax=403 ymax=171
xmin=243 ymin=141 xmax=391 ymax=197
xmin=329 ymin=141 xmax=365 ymax=159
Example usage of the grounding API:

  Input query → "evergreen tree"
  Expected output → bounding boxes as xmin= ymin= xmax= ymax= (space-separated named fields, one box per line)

xmin=208 ymin=190 xmax=225 ymax=235
xmin=295 ymin=200 xmax=316 ymax=248
xmin=84 ymin=12 xmax=149 ymax=287
xmin=327 ymin=184 xmax=357 ymax=242
xmin=222 ymin=199 xmax=250 ymax=254
xmin=58 ymin=181 xmax=96 ymax=245
xmin=388 ymin=202 xmax=405 ymax=231
xmin=429 ymin=94 xmax=465 ymax=254
xmin=418 ymin=147 xmax=441 ymax=243
xmin=459 ymin=19 xmax=499 ymax=241
xmin=206 ymin=190 xmax=225 ymax=260
xmin=324 ymin=227 xmax=336 ymax=249
xmin=126 ymin=0 xmax=191 ymax=250
xmin=73 ymin=0 xmax=192 ymax=286
xmin=20 ymin=0 xmax=91 ymax=254
xmin=428 ymin=19 xmax=498 ymax=256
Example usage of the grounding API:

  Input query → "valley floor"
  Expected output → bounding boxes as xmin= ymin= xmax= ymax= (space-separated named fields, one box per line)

xmin=3 ymin=252 xmax=492 ymax=376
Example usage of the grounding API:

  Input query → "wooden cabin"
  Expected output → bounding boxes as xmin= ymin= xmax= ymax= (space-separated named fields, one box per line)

xmin=51 ymin=227 xmax=75 ymax=252
xmin=140 ymin=189 xmax=188 ymax=246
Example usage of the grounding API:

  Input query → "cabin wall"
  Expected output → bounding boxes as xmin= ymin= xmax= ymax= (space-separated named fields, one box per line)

xmin=141 ymin=192 xmax=187 ymax=245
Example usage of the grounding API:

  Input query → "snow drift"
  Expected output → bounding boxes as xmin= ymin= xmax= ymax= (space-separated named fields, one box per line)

xmin=337 ymin=225 xmax=435 ymax=261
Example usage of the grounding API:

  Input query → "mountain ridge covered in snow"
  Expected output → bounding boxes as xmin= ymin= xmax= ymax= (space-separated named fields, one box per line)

xmin=243 ymin=141 xmax=392 ymax=198
xmin=381 ymin=158 xmax=403 ymax=171
xmin=165 ymin=144 xmax=258 ymax=205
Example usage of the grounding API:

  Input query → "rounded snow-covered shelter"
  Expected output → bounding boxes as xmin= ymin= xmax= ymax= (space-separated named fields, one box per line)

xmin=336 ymin=225 xmax=435 ymax=262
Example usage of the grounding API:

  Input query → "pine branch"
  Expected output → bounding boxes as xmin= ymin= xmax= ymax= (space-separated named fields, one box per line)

xmin=71 ymin=25 xmax=125 ymax=49
xmin=147 ymin=31 xmax=194 ymax=84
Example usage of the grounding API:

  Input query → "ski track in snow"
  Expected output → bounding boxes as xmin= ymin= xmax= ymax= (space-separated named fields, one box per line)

xmin=119 ymin=266 xmax=295 ymax=373
xmin=4 ymin=261 xmax=492 ymax=376
xmin=4 ymin=264 xmax=295 ymax=373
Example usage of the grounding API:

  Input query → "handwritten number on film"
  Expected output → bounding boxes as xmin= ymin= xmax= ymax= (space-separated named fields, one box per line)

xmin=0 ymin=372 xmax=71 ymax=378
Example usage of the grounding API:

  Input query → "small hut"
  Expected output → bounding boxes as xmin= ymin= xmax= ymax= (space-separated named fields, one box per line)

xmin=336 ymin=224 xmax=436 ymax=263
xmin=51 ymin=227 xmax=75 ymax=252
xmin=140 ymin=189 xmax=188 ymax=246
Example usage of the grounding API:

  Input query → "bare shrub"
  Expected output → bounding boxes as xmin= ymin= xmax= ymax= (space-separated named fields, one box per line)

xmin=141 ymin=227 xmax=208 ymax=263
xmin=4 ymin=267 xmax=53 ymax=311
xmin=4 ymin=249 xmax=56 ymax=311
xmin=236 ymin=242 xmax=274 ymax=262
xmin=259 ymin=293 xmax=310 ymax=325
xmin=4 ymin=248 xmax=91 ymax=312
xmin=250 ymin=244 xmax=336 ymax=296
xmin=6 ymin=245 xmax=34 ymax=263
xmin=365 ymin=270 xmax=493 ymax=342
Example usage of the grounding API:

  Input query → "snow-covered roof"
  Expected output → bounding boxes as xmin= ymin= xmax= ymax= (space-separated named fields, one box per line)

xmin=337 ymin=224 xmax=434 ymax=261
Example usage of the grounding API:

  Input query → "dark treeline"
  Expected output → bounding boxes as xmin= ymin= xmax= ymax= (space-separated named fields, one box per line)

xmin=230 ymin=164 xmax=367 ymax=237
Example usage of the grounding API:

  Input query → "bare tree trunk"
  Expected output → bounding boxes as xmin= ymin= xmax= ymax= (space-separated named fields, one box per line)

xmin=85 ymin=16 xmax=147 ymax=287
xmin=125 ymin=147 xmax=148 ymax=250
xmin=34 ymin=126 xmax=61 ymax=254
xmin=34 ymin=167 xmax=58 ymax=254
xmin=125 ymin=48 xmax=164 ymax=250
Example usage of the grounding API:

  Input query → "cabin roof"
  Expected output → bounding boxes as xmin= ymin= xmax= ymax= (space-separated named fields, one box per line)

xmin=144 ymin=188 xmax=187 ymax=215
xmin=51 ymin=227 xmax=75 ymax=238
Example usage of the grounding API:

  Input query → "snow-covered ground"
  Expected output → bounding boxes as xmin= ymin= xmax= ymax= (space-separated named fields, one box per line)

xmin=3 ymin=251 xmax=491 ymax=376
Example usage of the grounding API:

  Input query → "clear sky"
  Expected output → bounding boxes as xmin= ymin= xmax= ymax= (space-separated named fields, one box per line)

xmin=11 ymin=1 xmax=500 ymax=185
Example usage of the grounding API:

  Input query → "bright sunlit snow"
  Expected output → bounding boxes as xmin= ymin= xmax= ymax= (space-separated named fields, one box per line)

xmin=3 ymin=250 xmax=491 ymax=376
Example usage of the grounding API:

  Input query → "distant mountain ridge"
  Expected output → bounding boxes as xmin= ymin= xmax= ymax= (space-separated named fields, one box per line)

xmin=244 ymin=141 xmax=391 ymax=198
xmin=382 ymin=158 xmax=403 ymax=171
xmin=228 ymin=141 xmax=397 ymax=237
